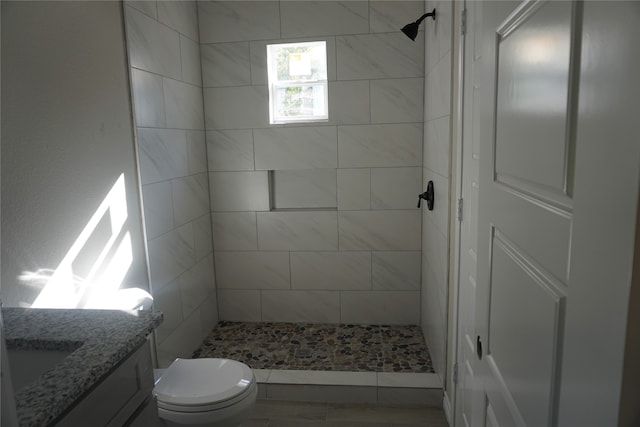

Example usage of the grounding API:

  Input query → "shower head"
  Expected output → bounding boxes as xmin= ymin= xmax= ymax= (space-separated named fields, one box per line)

xmin=401 ymin=8 xmax=437 ymax=41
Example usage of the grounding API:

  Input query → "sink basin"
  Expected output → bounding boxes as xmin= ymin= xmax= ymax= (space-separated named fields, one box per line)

xmin=7 ymin=347 xmax=77 ymax=392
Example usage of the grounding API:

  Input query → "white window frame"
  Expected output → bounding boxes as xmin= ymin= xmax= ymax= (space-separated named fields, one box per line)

xmin=266 ymin=41 xmax=329 ymax=124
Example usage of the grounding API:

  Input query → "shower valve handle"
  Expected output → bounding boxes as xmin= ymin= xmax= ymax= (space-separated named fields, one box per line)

xmin=417 ymin=181 xmax=435 ymax=210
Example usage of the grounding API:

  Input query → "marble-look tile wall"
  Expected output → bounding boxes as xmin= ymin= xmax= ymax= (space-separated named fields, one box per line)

xmin=421 ymin=0 xmax=454 ymax=383
xmin=124 ymin=1 xmax=218 ymax=367
xmin=200 ymin=1 xmax=426 ymax=325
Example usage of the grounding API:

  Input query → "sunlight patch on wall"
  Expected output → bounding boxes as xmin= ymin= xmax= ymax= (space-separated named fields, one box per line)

xmin=21 ymin=173 xmax=139 ymax=309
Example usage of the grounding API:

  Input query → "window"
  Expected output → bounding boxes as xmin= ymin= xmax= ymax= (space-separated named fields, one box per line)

xmin=266 ymin=41 xmax=328 ymax=124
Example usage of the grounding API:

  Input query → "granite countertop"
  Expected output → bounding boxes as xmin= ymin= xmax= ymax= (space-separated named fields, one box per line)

xmin=2 ymin=307 xmax=163 ymax=426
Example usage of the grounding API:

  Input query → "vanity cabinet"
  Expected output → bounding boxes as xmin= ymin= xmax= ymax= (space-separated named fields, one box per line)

xmin=125 ymin=396 xmax=163 ymax=427
xmin=57 ymin=341 xmax=159 ymax=427
xmin=4 ymin=308 xmax=164 ymax=426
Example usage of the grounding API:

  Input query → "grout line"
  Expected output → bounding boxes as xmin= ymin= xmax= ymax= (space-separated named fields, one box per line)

xmin=369 ymin=251 xmax=374 ymax=291
xmin=288 ymin=251 xmax=293 ymax=290
xmin=278 ymin=0 xmax=283 ymax=38
xmin=251 ymin=128 xmax=257 ymax=171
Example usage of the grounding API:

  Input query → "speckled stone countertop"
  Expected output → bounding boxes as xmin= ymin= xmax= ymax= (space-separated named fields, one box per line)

xmin=3 ymin=307 xmax=163 ymax=426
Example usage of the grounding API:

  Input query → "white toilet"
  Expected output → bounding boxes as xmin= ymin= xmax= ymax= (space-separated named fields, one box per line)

xmin=153 ymin=358 xmax=258 ymax=427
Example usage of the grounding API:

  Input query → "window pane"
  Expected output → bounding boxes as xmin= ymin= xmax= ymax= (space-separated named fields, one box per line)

xmin=274 ymin=84 xmax=327 ymax=121
xmin=272 ymin=42 xmax=327 ymax=82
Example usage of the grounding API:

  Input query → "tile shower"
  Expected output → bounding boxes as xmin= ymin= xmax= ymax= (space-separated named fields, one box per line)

xmin=124 ymin=0 xmax=435 ymax=370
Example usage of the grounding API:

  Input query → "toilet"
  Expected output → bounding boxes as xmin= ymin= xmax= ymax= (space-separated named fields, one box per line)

xmin=153 ymin=358 xmax=257 ymax=427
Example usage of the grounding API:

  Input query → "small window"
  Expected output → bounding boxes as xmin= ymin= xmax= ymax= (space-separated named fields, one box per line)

xmin=266 ymin=41 xmax=328 ymax=124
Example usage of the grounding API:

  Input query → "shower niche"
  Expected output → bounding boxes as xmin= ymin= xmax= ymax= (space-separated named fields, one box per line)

xmin=268 ymin=169 xmax=337 ymax=211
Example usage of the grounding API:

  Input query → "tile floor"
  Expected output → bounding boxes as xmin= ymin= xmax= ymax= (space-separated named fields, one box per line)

xmin=241 ymin=400 xmax=449 ymax=427
xmin=193 ymin=322 xmax=434 ymax=373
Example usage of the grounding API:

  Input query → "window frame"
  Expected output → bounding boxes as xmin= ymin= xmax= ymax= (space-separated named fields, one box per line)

xmin=266 ymin=41 xmax=329 ymax=125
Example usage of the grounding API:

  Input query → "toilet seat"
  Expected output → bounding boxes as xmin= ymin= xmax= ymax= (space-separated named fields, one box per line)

xmin=154 ymin=358 xmax=255 ymax=412
xmin=157 ymin=380 xmax=256 ymax=413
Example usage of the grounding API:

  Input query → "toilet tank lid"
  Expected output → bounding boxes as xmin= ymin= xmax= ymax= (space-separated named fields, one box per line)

xmin=153 ymin=358 xmax=254 ymax=406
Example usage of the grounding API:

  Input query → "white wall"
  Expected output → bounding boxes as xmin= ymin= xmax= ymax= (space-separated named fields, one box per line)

xmin=200 ymin=0 xmax=426 ymax=324
xmin=420 ymin=0 xmax=454 ymax=382
xmin=123 ymin=1 xmax=218 ymax=367
xmin=1 ymin=1 xmax=149 ymax=307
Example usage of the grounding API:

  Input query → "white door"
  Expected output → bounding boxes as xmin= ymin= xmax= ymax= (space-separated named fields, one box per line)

xmin=557 ymin=2 xmax=640 ymax=425
xmin=453 ymin=1 xmax=482 ymax=426
xmin=461 ymin=1 xmax=640 ymax=425
xmin=472 ymin=1 xmax=640 ymax=427
xmin=474 ymin=1 xmax=580 ymax=425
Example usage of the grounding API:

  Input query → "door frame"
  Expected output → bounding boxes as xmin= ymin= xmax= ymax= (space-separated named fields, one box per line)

xmin=447 ymin=0 xmax=468 ymax=425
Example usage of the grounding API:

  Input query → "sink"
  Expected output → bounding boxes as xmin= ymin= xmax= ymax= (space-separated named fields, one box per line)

xmin=7 ymin=346 xmax=78 ymax=392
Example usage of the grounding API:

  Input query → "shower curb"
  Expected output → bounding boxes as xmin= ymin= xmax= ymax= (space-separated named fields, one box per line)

xmin=253 ymin=369 xmax=443 ymax=407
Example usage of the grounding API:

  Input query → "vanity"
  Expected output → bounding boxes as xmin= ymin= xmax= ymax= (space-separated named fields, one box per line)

xmin=3 ymin=308 xmax=163 ymax=426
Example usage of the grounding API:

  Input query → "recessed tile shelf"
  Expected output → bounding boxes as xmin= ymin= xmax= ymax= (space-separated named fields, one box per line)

xmin=268 ymin=169 xmax=337 ymax=211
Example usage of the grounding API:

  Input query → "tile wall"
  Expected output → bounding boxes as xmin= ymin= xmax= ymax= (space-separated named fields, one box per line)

xmin=124 ymin=1 xmax=218 ymax=367
xmin=200 ymin=1 xmax=427 ymax=325
xmin=420 ymin=0 xmax=453 ymax=381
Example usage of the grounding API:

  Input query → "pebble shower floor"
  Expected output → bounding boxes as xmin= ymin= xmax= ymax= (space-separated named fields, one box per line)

xmin=192 ymin=322 xmax=434 ymax=373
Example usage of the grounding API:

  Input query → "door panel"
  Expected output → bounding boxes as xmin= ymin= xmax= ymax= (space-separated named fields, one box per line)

xmin=488 ymin=230 xmax=564 ymax=426
xmin=494 ymin=1 xmax=574 ymax=204
xmin=474 ymin=1 xmax=579 ymax=426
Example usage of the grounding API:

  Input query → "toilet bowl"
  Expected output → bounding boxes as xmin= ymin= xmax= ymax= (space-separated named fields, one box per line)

xmin=153 ymin=358 xmax=257 ymax=427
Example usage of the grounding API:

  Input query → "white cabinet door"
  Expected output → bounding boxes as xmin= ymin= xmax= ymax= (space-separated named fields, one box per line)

xmin=58 ymin=342 xmax=155 ymax=427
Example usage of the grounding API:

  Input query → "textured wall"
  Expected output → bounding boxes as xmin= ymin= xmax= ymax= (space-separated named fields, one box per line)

xmin=124 ymin=1 xmax=217 ymax=367
xmin=420 ymin=0 xmax=454 ymax=383
xmin=200 ymin=1 xmax=426 ymax=324
xmin=1 ymin=1 xmax=149 ymax=308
